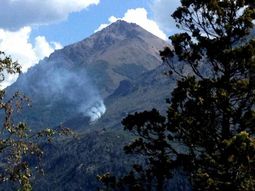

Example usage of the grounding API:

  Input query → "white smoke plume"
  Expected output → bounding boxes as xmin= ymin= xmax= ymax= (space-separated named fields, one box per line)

xmin=83 ymin=100 xmax=106 ymax=122
xmin=11 ymin=56 xmax=106 ymax=123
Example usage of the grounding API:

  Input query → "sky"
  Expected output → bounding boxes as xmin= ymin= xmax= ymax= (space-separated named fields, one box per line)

xmin=0 ymin=0 xmax=180 ymax=87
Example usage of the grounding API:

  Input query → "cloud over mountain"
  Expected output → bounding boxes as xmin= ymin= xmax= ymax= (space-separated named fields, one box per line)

xmin=0 ymin=27 xmax=62 ymax=88
xmin=0 ymin=0 xmax=100 ymax=30
xmin=0 ymin=0 xmax=100 ymax=87
xmin=95 ymin=8 xmax=167 ymax=40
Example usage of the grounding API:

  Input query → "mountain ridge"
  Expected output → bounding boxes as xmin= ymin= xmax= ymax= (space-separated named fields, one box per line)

xmin=6 ymin=20 xmax=169 ymax=130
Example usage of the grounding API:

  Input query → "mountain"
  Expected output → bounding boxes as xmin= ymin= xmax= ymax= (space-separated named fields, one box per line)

xmin=4 ymin=21 xmax=189 ymax=190
xmin=49 ymin=20 xmax=166 ymax=95
xmin=7 ymin=20 xmax=169 ymax=130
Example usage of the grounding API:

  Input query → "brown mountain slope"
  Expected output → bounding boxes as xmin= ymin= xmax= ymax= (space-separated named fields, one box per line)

xmin=50 ymin=20 xmax=168 ymax=96
xmin=6 ymin=20 xmax=169 ymax=130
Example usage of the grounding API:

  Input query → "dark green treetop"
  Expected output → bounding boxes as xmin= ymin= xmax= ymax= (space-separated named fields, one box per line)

xmin=99 ymin=1 xmax=255 ymax=190
xmin=160 ymin=0 xmax=255 ymax=190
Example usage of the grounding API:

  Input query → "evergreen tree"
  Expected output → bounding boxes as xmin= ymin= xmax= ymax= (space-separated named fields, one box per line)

xmin=98 ymin=109 xmax=177 ymax=191
xmin=160 ymin=0 xmax=255 ymax=189
xmin=99 ymin=0 xmax=255 ymax=190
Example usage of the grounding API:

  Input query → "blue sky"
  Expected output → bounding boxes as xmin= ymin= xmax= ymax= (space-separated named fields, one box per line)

xmin=31 ymin=0 xmax=154 ymax=46
xmin=0 ymin=0 xmax=180 ymax=87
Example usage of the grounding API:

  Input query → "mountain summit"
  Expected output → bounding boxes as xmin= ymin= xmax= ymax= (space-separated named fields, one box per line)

xmin=51 ymin=20 xmax=168 ymax=95
xmin=7 ymin=20 xmax=168 ymax=129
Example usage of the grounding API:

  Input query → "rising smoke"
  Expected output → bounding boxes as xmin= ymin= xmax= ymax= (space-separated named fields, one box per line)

xmin=12 ymin=56 xmax=106 ymax=122
xmin=82 ymin=100 xmax=106 ymax=122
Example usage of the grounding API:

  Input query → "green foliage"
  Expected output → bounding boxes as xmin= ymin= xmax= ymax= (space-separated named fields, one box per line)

xmin=0 ymin=52 xmax=74 ymax=190
xmin=193 ymin=131 xmax=255 ymax=190
xmin=99 ymin=0 xmax=255 ymax=190
xmin=162 ymin=0 xmax=255 ymax=190
xmin=98 ymin=110 xmax=185 ymax=191
xmin=122 ymin=110 xmax=174 ymax=190
xmin=0 ymin=51 xmax=21 ymax=83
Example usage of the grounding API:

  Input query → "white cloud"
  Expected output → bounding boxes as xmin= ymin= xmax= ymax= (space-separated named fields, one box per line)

xmin=0 ymin=0 xmax=100 ymax=30
xmin=0 ymin=27 xmax=62 ymax=88
xmin=0 ymin=0 xmax=98 ymax=88
xmin=33 ymin=36 xmax=63 ymax=61
xmin=0 ymin=27 xmax=37 ymax=72
xmin=95 ymin=16 xmax=117 ymax=33
xmin=151 ymin=0 xmax=181 ymax=35
xmin=95 ymin=24 xmax=109 ymax=33
xmin=95 ymin=8 xmax=168 ymax=40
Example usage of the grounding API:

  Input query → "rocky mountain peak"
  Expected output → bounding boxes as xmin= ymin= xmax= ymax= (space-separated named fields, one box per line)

xmin=72 ymin=20 xmax=146 ymax=51
xmin=97 ymin=20 xmax=140 ymax=36
xmin=7 ymin=19 xmax=168 ymax=130
xmin=66 ymin=20 xmax=165 ymax=52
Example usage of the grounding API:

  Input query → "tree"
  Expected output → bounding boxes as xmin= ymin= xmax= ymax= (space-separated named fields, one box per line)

xmin=0 ymin=51 xmax=73 ymax=190
xmin=98 ymin=109 xmax=178 ymax=191
xmin=160 ymin=0 xmax=255 ymax=190
xmin=99 ymin=0 xmax=255 ymax=190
